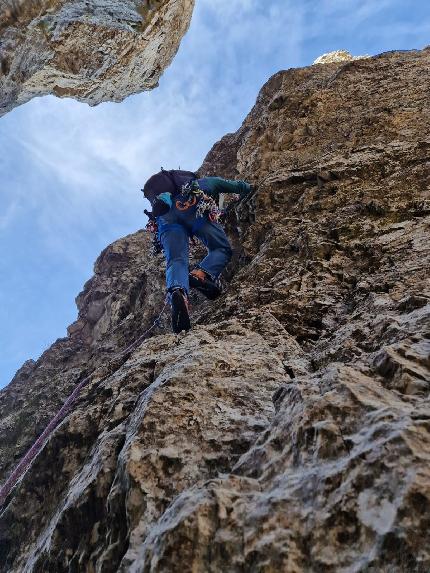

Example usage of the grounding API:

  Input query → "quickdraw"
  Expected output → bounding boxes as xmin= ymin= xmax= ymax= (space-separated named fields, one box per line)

xmin=145 ymin=218 xmax=163 ymax=255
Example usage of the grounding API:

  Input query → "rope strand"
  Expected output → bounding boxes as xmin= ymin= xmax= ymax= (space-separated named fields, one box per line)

xmin=0 ymin=300 xmax=168 ymax=509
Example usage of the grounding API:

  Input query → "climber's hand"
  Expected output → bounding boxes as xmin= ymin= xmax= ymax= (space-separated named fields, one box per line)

xmin=235 ymin=185 xmax=256 ymax=208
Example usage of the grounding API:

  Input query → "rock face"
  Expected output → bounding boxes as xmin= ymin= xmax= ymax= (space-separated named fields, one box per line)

xmin=1 ymin=48 xmax=430 ymax=572
xmin=313 ymin=50 xmax=368 ymax=65
xmin=0 ymin=0 xmax=195 ymax=116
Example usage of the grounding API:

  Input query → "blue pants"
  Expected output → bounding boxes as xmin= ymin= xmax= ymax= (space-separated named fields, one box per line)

xmin=157 ymin=194 xmax=232 ymax=295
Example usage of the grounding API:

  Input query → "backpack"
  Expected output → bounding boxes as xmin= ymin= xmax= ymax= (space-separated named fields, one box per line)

xmin=142 ymin=169 xmax=197 ymax=205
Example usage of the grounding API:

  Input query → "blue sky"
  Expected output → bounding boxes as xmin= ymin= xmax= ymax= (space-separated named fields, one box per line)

xmin=0 ymin=0 xmax=429 ymax=388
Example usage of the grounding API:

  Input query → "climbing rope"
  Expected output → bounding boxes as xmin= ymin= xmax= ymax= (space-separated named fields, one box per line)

xmin=0 ymin=300 xmax=169 ymax=509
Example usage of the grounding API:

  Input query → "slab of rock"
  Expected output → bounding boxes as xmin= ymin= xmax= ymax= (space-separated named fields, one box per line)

xmin=1 ymin=48 xmax=430 ymax=571
xmin=0 ymin=0 xmax=195 ymax=116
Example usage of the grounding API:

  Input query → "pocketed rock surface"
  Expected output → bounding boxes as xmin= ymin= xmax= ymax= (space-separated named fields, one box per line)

xmin=0 ymin=0 xmax=194 ymax=116
xmin=1 ymin=48 xmax=430 ymax=572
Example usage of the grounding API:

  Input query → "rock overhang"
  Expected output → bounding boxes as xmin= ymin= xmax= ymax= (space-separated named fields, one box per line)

xmin=0 ymin=0 xmax=195 ymax=116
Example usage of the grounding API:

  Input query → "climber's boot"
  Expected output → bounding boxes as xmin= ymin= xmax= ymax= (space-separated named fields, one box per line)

xmin=170 ymin=288 xmax=191 ymax=334
xmin=189 ymin=269 xmax=222 ymax=300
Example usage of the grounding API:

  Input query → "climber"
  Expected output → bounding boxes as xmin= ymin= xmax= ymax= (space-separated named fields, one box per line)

xmin=142 ymin=169 xmax=252 ymax=334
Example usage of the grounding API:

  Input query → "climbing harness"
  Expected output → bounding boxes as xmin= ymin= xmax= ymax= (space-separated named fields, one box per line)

xmin=144 ymin=181 xmax=245 ymax=258
xmin=181 ymin=180 xmax=222 ymax=222
xmin=144 ymin=182 xmax=223 ymax=256
xmin=0 ymin=299 xmax=169 ymax=510
xmin=175 ymin=195 xmax=197 ymax=211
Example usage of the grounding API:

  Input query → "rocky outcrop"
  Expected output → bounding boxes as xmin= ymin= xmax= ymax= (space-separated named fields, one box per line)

xmin=313 ymin=50 xmax=369 ymax=64
xmin=1 ymin=48 xmax=430 ymax=572
xmin=0 ymin=0 xmax=194 ymax=116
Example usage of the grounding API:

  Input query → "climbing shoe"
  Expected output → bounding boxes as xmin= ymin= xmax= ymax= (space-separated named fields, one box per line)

xmin=170 ymin=288 xmax=191 ymax=334
xmin=189 ymin=269 xmax=222 ymax=300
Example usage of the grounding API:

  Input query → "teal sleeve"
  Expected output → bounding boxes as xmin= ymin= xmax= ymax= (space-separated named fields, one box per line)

xmin=205 ymin=177 xmax=251 ymax=197
xmin=157 ymin=192 xmax=173 ymax=207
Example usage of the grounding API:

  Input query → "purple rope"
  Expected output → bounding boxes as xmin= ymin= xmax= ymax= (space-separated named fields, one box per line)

xmin=0 ymin=374 xmax=91 ymax=507
xmin=0 ymin=301 xmax=168 ymax=508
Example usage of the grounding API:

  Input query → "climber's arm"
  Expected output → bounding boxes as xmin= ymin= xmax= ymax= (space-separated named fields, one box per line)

xmin=201 ymin=177 xmax=252 ymax=199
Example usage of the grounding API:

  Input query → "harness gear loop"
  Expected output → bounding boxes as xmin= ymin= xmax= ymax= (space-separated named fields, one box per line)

xmin=175 ymin=195 xmax=197 ymax=211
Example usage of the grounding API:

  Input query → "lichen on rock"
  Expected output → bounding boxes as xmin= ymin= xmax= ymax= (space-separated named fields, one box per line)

xmin=1 ymin=47 xmax=430 ymax=572
xmin=0 ymin=0 xmax=195 ymax=116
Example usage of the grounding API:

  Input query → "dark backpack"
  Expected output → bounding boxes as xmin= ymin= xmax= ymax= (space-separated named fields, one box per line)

xmin=142 ymin=169 xmax=197 ymax=205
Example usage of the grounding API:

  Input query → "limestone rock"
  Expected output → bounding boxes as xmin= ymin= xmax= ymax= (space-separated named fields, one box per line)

xmin=313 ymin=49 xmax=369 ymax=64
xmin=1 ymin=48 xmax=430 ymax=572
xmin=0 ymin=0 xmax=195 ymax=116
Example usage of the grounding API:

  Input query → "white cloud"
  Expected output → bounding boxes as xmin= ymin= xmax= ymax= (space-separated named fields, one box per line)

xmin=2 ymin=0 xmax=304 ymax=267
xmin=1 ymin=0 xmax=424 ymax=261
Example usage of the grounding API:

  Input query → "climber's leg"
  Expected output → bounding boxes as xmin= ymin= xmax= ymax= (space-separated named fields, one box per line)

xmin=170 ymin=287 xmax=191 ymax=333
xmin=158 ymin=223 xmax=190 ymax=295
xmin=193 ymin=219 xmax=232 ymax=278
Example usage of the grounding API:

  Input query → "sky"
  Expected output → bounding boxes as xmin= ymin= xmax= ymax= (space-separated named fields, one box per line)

xmin=0 ymin=0 xmax=429 ymax=388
